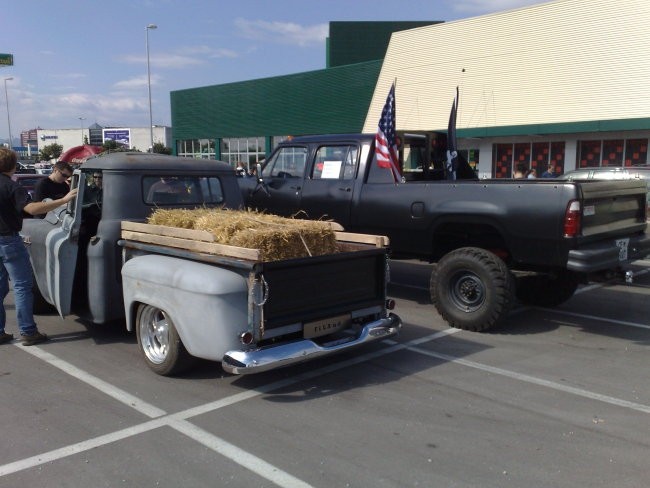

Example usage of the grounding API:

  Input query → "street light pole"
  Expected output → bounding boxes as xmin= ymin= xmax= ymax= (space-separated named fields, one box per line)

xmin=146 ymin=24 xmax=157 ymax=152
xmin=4 ymin=77 xmax=13 ymax=149
xmin=78 ymin=116 xmax=86 ymax=145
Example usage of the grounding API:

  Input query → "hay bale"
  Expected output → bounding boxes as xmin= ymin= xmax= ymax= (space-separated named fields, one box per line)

xmin=147 ymin=208 xmax=212 ymax=229
xmin=230 ymin=224 xmax=339 ymax=260
xmin=146 ymin=208 xmax=339 ymax=260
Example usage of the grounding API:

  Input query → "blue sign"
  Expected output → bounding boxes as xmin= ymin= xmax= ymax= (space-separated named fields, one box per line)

xmin=103 ymin=129 xmax=131 ymax=147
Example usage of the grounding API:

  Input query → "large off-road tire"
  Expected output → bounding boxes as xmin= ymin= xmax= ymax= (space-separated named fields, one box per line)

xmin=136 ymin=304 xmax=196 ymax=376
xmin=32 ymin=272 xmax=54 ymax=314
xmin=431 ymin=247 xmax=515 ymax=332
xmin=516 ymin=270 xmax=580 ymax=307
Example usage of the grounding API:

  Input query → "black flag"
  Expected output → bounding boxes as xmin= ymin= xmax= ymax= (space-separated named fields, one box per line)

xmin=446 ymin=86 xmax=459 ymax=180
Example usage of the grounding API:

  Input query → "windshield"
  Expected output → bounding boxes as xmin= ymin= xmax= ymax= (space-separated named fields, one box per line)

xmin=143 ymin=176 xmax=224 ymax=205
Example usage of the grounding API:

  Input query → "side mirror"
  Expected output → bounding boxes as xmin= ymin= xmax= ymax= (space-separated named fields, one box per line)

xmin=252 ymin=163 xmax=270 ymax=197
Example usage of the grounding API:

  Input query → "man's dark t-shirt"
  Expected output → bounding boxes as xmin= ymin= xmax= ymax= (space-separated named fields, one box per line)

xmin=33 ymin=178 xmax=69 ymax=201
xmin=0 ymin=173 xmax=30 ymax=233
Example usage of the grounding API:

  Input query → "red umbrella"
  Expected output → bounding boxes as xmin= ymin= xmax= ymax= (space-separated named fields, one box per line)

xmin=59 ymin=145 xmax=104 ymax=164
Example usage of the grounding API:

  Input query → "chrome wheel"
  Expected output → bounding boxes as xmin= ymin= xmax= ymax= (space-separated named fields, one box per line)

xmin=138 ymin=305 xmax=171 ymax=365
xmin=135 ymin=303 xmax=196 ymax=376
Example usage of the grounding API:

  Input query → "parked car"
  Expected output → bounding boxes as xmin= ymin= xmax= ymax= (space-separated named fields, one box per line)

xmin=560 ymin=165 xmax=650 ymax=215
xmin=11 ymin=173 xmax=47 ymax=199
xmin=34 ymin=162 xmax=53 ymax=175
xmin=16 ymin=161 xmax=37 ymax=174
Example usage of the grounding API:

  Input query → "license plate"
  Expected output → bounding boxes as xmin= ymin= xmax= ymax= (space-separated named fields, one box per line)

xmin=304 ymin=314 xmax=351 ymax=339
xmin=616 ymin=238 xmax=629 ymax=261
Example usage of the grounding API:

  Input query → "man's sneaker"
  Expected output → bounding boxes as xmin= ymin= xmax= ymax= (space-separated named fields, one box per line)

xmin=0 ymin=332 xmax=14 ymax=344
xmin=21 ymin=331 xmax=48 ymax=346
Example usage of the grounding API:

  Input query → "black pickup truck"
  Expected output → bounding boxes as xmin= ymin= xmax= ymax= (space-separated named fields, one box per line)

xmin=239 ymin=133 xmax=650 ymax=331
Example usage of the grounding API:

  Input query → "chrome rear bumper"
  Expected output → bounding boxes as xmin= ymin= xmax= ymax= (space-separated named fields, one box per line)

xmin=222 ymin=313 xmax=401 ymax=375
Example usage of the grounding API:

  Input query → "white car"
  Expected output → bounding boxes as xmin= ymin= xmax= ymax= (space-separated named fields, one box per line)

xmin=34 ymin=162 xmax=53 ymax=175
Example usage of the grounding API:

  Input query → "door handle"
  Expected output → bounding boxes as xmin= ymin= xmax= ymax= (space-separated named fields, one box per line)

xmin=338 ymin=187 xmax=352 ymax=192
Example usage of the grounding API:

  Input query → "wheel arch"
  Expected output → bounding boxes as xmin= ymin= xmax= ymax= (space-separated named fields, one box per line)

xmin=430 ymin=218 xmax=511 ymax=262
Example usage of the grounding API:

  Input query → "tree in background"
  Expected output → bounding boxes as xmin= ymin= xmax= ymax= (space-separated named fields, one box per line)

xmin=152 ymin=142 xmax=172 ymax=155
xmin=39 ymin=143 xmax=63 ymax=162
xmin=102 ymin=140 xmax=130 ymax=152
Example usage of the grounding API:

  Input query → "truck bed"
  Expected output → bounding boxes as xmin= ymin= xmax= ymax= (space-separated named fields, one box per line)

xmin=120 ymin=221 xmax=392 ymax=340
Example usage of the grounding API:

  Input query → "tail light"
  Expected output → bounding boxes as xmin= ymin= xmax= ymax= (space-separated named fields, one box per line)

xmin=563 ymin=200 xmax=581 ymax=238
xmin=239 ymin=331 xmax=254 ymax=345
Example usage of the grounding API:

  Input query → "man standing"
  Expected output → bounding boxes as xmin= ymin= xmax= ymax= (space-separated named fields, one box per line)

xmin=33 ymin=161 xmax=73 ymax=201
xmin=0 ymin=148 xmax=77 ymax=346
xmin=541 ymin=163 xmax=556 ymax=178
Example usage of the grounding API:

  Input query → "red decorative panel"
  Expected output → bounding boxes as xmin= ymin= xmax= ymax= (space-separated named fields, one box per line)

xmin=624 ymin=139 xmax=648 ymax=166
xmin=492 ymin=144 xmax=512 ymax=178
xmin=579 ymin=140 xmax=601 ymax=168
xmin=550 ymin=141 xmax=565 ymax=175
xmin=602 ymin=139 xmax=623 ymax=167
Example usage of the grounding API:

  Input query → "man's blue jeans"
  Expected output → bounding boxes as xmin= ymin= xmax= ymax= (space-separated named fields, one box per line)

xmin=0 ymin=234 xmax=37 ymax=336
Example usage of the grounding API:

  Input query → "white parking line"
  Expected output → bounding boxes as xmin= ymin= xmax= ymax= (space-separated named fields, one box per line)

xmin=0 ymin=329 xmax=453 ymax=482
xmin=14 ymin=343 xmax=167 ymax=418
xmin=407 ymin=345 xmax=650 ymax=414
xmin=172 ymin=419 xmax=314 ymax=488
xmin=538 ymin=308 xmax=650 ymax=330
xmin=0 ymin=417 xmax=169 ymax=477
xmin=5 ymin=307 xmax=650 ymax=483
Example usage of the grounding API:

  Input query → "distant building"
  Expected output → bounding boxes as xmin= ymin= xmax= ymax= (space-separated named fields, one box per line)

xmin=20 ymin=128 xmax=40 ymax=148
xmin=36 ymin=125 xmax=172 ymax=157
xmin=88 ymin=123 xmax=104 ymax=146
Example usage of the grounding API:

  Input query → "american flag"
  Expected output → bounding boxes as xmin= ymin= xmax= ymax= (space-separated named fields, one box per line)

xmin=375 ymin=82 xmax=401 ymax=181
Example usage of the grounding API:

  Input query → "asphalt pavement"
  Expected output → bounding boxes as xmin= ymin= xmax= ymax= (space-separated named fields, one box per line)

xmin=1 ymin=258 xmax=650 ymax=487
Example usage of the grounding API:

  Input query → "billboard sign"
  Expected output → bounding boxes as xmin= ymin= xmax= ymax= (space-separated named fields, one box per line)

xmin=0 ymin=54 xmax=13 ymax=66
xmin=103 ymin=129 xmax=131 ymax=148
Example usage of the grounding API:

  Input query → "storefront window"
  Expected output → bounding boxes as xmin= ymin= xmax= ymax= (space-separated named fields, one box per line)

xmin=625 ymin=139 xmax=648 ymax=166
xmin=602 ymin=139 xmax=624 ymax=167
xmin=220 ymin=137 xmax=266 ymax=173
xmin=578 ymin=138 xmax=647 ymax=168
xmin=493 ymin=141 xmax=565 ymax=177
xmin=459 ymin=149 xmax=480 ymax=172
xmin=177 ymin=139 xmax=215 ymax=159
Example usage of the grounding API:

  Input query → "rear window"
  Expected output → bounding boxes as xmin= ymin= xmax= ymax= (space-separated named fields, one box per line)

xmin=312 ymin=145 xmax=358 ymax=180
xmin=143 ymin=176 xmax=224 ymax=205
xmin=16 ymin=177 xmax=43 ymax=187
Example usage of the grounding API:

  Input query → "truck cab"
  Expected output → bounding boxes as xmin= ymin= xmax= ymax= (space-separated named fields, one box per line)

xmin=22 ymin=152 xmax=242 ymax=323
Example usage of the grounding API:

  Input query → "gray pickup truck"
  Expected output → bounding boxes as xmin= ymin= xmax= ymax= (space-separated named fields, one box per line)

xmin=240 ymin=133 xmax=650 ymax=331
xmin=21 ymin=152 xmax=400 ymax=375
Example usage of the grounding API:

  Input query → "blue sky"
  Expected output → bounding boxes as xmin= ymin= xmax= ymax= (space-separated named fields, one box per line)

xmin=2 ymin=0 xmax=543 ymax=143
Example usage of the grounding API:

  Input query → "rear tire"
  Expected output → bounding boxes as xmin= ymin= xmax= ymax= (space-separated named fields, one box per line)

xmin=136 ymin=303 xmax=196 ymax=376
xmin=516 ymin=270 xmax=579 ymax=307
xmin=431 ymin=247 xmax=515 ymax=331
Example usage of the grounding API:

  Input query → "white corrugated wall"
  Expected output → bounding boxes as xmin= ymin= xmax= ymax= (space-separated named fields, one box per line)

xmin=363 ymin=0 xmax=650 ymax=133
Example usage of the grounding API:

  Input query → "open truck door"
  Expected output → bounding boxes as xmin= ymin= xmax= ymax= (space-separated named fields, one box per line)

xmin=44 ymin=172 xmax=85 ymax=317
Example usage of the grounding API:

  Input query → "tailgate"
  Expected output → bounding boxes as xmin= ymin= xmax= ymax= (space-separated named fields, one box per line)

xmin=578 ymin=179 xmax=647 ymax=239
xmin=259 ymin=248 xmax=387 ymax=331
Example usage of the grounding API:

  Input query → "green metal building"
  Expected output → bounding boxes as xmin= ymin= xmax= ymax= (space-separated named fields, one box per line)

xmin=170 ymin=21 xmax=439 ymax=168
